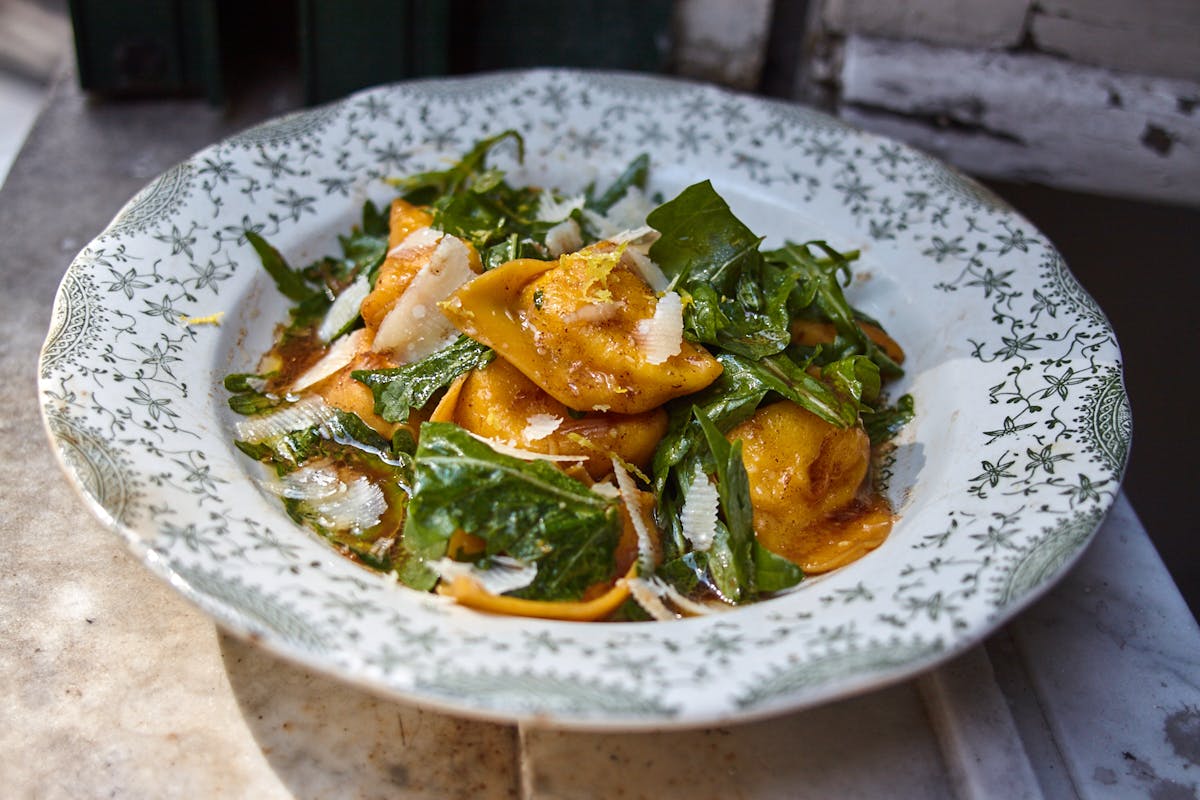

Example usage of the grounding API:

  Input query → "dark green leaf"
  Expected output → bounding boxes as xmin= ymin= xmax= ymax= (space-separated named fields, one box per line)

xmin=397 ymin=130 xmax=525 ymax=203
xmin=406 ymin=422 xmax=621 ymax=601
xmin=696 ymin=407 xmax=755 ymax=601
xmin=754 ymin=542 xmax=804 ymax=593
xmin=352 ymin=336 xmax=495 ymax=423
xmin=587 ymin=153 xmax=649 ymax=214
xmin=245 ymin=231 xmax=321 ymax=303
xmin=647 ymin=180 xmax=764 ymax=295
xmin=224 ymin=372 xmax=282 ymax=416
xmin=725 ymin=351 xmax=861 ymax=428
xmin=766 ymin=241 xmax=903 ymax=378
xmin=862 ymin=393 xmax=915 ymax=445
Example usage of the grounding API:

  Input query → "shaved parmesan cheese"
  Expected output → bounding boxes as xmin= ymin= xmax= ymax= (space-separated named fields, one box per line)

xmin=634 ymin=290 xmax=683 ymax=364
xmin=628 ymin=576 xmax=720 ymax=619
xmin=606 ymin=186 xmax=654 ymax=231
xmin=590 ymin=481 xmax=621 ymax=499
xmin=386 ymin=226 xmax=442 ymax=259
xmin=623 ymin=248 xmax=669 ymax=292
xmin=612 ymin=457 xmax=656 ymax=572
xmin=536 ymin=191 xmax=585 ymax=222
xmin=565 ymin=301 xmax=624 ymax=325
xmin=608 ymin=225 xmax=658 ymax=247
xmin=429 ymin=556 xmax=537 ymax=595
xmin=268 ymin=463 xmax=386 ymax=532
xmin=234 ymin=396 xmax=337 ymax=444
xmin=544 ymin=218 xmax=583 ymax=257
xmin=650 ymin=576 xmax=720 ymax=615
xmin=626 ymin=578 xmax=678 ymax=621
xmin=521 ymin=413 xmax=563 ymax=442
xmin=680 ymin=466 xmax=719 ymax=552
xmin=463 ymin=430 xmax=588 ymax=462
xmin=373 ymin=234 xmax=475 ymax=362
xmin=317 ymin=274 xmax=370 ymax=341
xmin=292 ymin=328 xmax=367 ymax=391
xmin=580 ymin=186 xmax=655 ymax=241
xmin=581 ymin=208 xmax=620 ymax=241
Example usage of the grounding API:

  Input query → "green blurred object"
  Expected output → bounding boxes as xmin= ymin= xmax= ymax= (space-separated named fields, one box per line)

xmin=69 ymin=0 xmax=676 ymax=107
xmin=447 ymin=0 xmax=674 ymax=74
xmin=68 ymin=0 xmax=223 ymax=103
xmin=299 ymin=0 xmax=450 ymax=105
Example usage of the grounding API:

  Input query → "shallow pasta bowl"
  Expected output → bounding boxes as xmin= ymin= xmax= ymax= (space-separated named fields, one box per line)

xmin=38 ymin=69 xmax=1130 ymax=729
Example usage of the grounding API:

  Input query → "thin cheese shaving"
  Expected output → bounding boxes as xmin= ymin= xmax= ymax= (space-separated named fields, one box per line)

xmin=292 ymin=328 xmax=366 ymax=391
xmin=463 ymin=430 xmax=588 ymax=462
xmin=428 ymin=556 xmax=537 ymax=595
xmin=623 ymin=248 xmax=669 ymax=293
xmin=373 ymin=234 xmax=475 ymax=362
xmin=317 ymin=274 xmax=370 ymax=341
xmin=234 ymin=395 xmax=337 ymax=444
xmin=386 ymin=226 xmax=442 ymax=258
xmin=583 ymin=186 xmax=655 ymax=238
xmin=521 ymin=413 xmax=563 ymax=442
xmin=635 ymin=290 xmax=683 ymax=365
xmin=544 ymin=218 xmax=583 ymax=257
xmin=679 ymin=465 xmax=719 ymax=552
xmin=611 ymin=457 xmax=656 ymax=573
xmin=626 ymin=577 xmax=678 ymax=621
xmin=267 ymin=463 xmax=386 ymax=532
xmin=535 ymin=191 xmax=585 ymax=222
xmin=608 ymin=225 xmax=658 ymax=247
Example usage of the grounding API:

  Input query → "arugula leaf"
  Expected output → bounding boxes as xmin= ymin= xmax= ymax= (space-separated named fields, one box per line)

xmin=695 ymin=408 xmax=756 ymax=601
xmin=766 ymin=241 xmax=904 ymax=378
xmin=352 ymin=336 xmax=495 ymax=423
xmin=586 ymin=153 xmax=650 ymax=214
xmin=754 ymin=542 xmax=804 ymax=593
xmin=647 ymin=180 xmax=764 ymax=296
xmin=224 ymin=372 xmax=280 ymax=416
xmin=245 ymin=231 xmax=323 ymax=303
xmin=720 ymin=355 xmax=873 ymax=431
xmin=406 ymin=422 xmax=621 ymax=601
xmin=862 ymin=393 xmax=915 ymax=446
xmin=396 ymin=130 xmax=525 ymax=203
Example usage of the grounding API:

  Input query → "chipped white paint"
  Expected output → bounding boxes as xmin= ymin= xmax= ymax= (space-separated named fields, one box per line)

xmin=1032 ymin=0 xmax=1200 ymax=82
xmin=839 ymin=36 xmax=1200 ymax=205
xmin=823 ymin=0 xmax=1031 ymax=49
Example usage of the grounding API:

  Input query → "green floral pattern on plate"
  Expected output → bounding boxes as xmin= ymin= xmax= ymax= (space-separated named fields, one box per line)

xmin=38 ymin=70 xmax=1129 ymax=729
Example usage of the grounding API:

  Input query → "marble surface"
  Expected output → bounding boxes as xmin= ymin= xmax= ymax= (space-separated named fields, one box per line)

xmin=4 ymin=70 xmax=1200 ymax=799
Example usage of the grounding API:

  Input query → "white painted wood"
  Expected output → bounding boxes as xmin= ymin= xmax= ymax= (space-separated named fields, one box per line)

xmin=919 ymin=648 xmax=1045 ymax=800
xmin=839 ymin=36 xmax=1200 ymax=205
xmin=673 ymin=0 xmax=774 ymax=90
xmin=1009 ymin=494 xmax=1200 ymax=799
xmin=518 ymin=682 xmax=953 ymax=799
xmin=1031 ymin=7 xmax=1200 ymax=82
xmin=822 ymin=0 xmax=1031 ymax=49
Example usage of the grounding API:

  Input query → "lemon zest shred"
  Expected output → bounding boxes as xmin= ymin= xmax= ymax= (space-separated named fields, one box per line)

xmin=179 ymin=311 xmax=225 ymax=326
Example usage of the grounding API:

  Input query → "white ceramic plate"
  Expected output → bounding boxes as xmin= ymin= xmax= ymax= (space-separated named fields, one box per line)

xmin=39 ymin=70 xmax=1129 ymax=729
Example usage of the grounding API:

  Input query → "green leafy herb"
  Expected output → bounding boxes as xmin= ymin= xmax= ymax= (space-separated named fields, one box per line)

xmin=405 ymin=422 xmax=621 ymax=600
xmin=754 ymin=542 xmax=804 ymax=593
xmin=352 ymin=336 xmax=495 ymax=423
xmin=647 ymin=180 xmax=764 ymax=296
xmin=727 ymin=351 xmax=873 ymax=428
xmin=224 ymin=372 xmax=280 ymax=416
xmin=862 ymin=393 xmax=915 ymax=446
xmin=695 ymin=407 xmax=756 ymax=602
xmin=586 ymin=153 xmax=649 ymax=214
xmin=245 ymin=231 xmax=324 ymax=303
xmin=766 ymin=241 xmax=904 ymax=378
